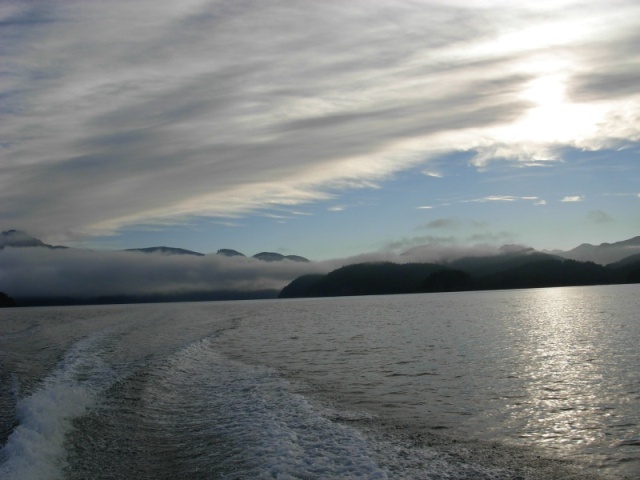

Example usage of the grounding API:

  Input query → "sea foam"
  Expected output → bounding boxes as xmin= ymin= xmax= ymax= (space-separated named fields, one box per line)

xmin=0 ymin=332 xmax=119 ymax=480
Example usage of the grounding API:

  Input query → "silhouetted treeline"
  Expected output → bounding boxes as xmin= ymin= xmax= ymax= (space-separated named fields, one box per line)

xmin=279 ymin=256 xmax=640 ymax=298
xmin=0 ymin=291 xmax=17 ymax=307
xmin=280 ymin=262 xmax=444 ymax=297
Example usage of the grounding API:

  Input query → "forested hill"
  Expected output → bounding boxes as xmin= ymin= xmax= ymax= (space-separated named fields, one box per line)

xmin=279 ymin=256 xmax=640 ymax=298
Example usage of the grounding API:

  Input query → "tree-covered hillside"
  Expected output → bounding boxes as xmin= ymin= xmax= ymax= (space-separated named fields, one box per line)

xmin=280 ymin=255 xmax=640 ymax=298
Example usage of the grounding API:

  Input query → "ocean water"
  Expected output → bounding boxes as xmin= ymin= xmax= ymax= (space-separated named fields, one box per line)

xmin=0 ymin=285 xmax=638 ymax=479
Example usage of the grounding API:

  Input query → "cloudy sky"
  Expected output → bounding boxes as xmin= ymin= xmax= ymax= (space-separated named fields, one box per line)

xmin=2 ymin=0 xmax=639 ymax=260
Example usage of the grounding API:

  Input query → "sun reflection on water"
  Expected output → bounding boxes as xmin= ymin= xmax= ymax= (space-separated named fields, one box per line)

xmin=500 ymin=287 xmax=629 ymax=466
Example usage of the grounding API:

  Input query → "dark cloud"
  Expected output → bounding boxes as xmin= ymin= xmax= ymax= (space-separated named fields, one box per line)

xmin=466 ymin=231 xmax=515 ymax=244
xmin=567 ymin=26 xmax=640 ymax=102
xmin=383 ymin=235 xmax=458 ymax=252
xmin=425 ymin=218 xmax=460 ymax=229
xmin=421 ymin=218 xmax=491 ymax=231
xmin=570 ymin=70 xmax=640 ymax=102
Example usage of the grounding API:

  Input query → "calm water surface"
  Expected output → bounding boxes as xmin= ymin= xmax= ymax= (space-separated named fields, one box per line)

xmin=0 ymin=284 xmax=638 ymax=479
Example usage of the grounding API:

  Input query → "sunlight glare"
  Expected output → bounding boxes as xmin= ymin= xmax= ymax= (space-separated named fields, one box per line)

xmin=496 ymin=70 xmax=604 ymax=149
xmin=522 ymin=75 xmax=565 ymax=106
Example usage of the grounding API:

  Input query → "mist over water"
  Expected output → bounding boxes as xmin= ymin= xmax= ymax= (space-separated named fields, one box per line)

xmin=0 ymin=285 xmax=638 ymax=479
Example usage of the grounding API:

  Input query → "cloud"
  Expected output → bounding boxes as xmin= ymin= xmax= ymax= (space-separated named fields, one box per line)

xmin=212 ymin=221 xmax=246 ymax=228
xmin=466 ymin=231 xmax=515 ymax=244
xmin=586 ymin=210 xmax=613 ymax=224
xmin=2 ymin=1 xmax=640 ymax=240
xmin=392 ymin=239 xmax=517 ymax=264
xmin=470 ymin=195 xmax=540 ymax=203
xmin=262 ymin=213 xmax=293 ymax=220
xmin=375 ymin=226 xmax=522 ymax=263
xmin=0 ymin=235 xmax=517 ymax=299
xmin=482 ymin=196 xmax=518 ymax=202
xmin=425 ymin=218 xmax=460 ymax=229
xmin=0 ymin=247 xmax=329 ymax=299
xmin=561 ymin=195 xmax=584 ymax=202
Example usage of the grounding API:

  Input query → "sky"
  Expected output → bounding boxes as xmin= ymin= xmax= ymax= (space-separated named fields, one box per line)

xmin=2 ymin=0 xmax=640 ymax=262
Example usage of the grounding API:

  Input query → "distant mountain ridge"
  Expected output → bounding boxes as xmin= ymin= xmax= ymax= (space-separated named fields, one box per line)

xmin=553 ymin=236 xmax=640 ymax=265
xmin=3 ymin=229 xmax=639 ymax=306
xmin=6 ymin=228 xmax=637 ymax=266
xmin=280 ymin=251 xmax=640 ymax=298
xmin=447 ymin=248 xmax=559 ymax=276
xmin=252 ymin=252 xmax=310 ymax=262
xmin=217 ymin=249 xmax=246 ymax=257
xmin=0 ymin=229 xmax=67 ymax=250
xmin=1 ymin=230 xmax=309 ymax=262
xmin=125 ymin=246 xmax=205 ymax=256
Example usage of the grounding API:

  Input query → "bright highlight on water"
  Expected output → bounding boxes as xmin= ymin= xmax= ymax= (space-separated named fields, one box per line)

xmin=1 ymin=285 xmax=638 ymax=479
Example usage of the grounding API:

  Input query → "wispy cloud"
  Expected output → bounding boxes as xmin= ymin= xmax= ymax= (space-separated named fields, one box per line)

xmin=561 ymin=195 xmax=584 ymax=202
xmin=483 ymin=196 xmax=518 ymax=202
xmin=466 ymin=231 xmax=515 ymax=244
xmin=586 ymin=210 xmax=613 ymax=224
xmin=425 ymin=218 xmax=460 ymax=229
xmin=381 ymin=233 xmax=520 ymax=263
xmin=1 ymin=1 xmax=639 ymax=240
xmin=262 ymin=213 xmax=294 ymax=220
xmin=212 ymin=221 xmax=246 ymax=228
xmin=470 ymin=195 xmax=541 ymax=203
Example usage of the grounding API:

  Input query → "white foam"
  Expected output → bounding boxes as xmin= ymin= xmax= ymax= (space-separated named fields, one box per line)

xmin=139 ymin=337 xmax=389 ymax=479
xmin=141 ymin=338 xmax=509 ymax=479
xmin=0 ymin=333 xmax=118 ymax=480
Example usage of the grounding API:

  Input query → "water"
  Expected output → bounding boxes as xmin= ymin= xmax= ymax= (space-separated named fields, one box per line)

xmin=0 ymin=285 xmax=638 ymax=479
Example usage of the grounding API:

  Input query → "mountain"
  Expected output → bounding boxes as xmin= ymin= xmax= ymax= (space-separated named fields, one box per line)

xmin=0 ymin=229 xmax=67 ymax=249
xmin=477 ymin=258 xmax=609 ymax=290
xmin=281 ymin=255 xmax=310 ymax=263
xmin=280 ymin=247 xmax=640 ymax=299
xmin=0 ymin=230 xmax=315 ymax=306
xmin=605 ymin=254 xmax=640 ymax=284
xmin=125 ymin=246 xmax=204 ymax=256
xmin=218 ymin=250 xmax=309 ymax=261
xmin=1 ymin=231 xmax=309 ymax=261
xmin=447 ymin=247 xmax=559 ymax=276
xmin=4 ymin=229 xmax=638 ymax=305
xmin=606 ymin=252 xmax=640 ymax=268
xmin=280 ymin=262 xmax=446 ymax=297
xmin=217 ymin=249 xmax=246 ymax=257
xmin=252 ymin=252 xmax=310 ymax=262
xmin=555 ymin=236 xmax=640 ymax=265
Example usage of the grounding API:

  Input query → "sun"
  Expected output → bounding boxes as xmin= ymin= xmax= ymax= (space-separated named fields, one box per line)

xmin=502 ymin=70 xmax=602 ymax=148
xmin=523 ymin=75 xmax=565 ymax=106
